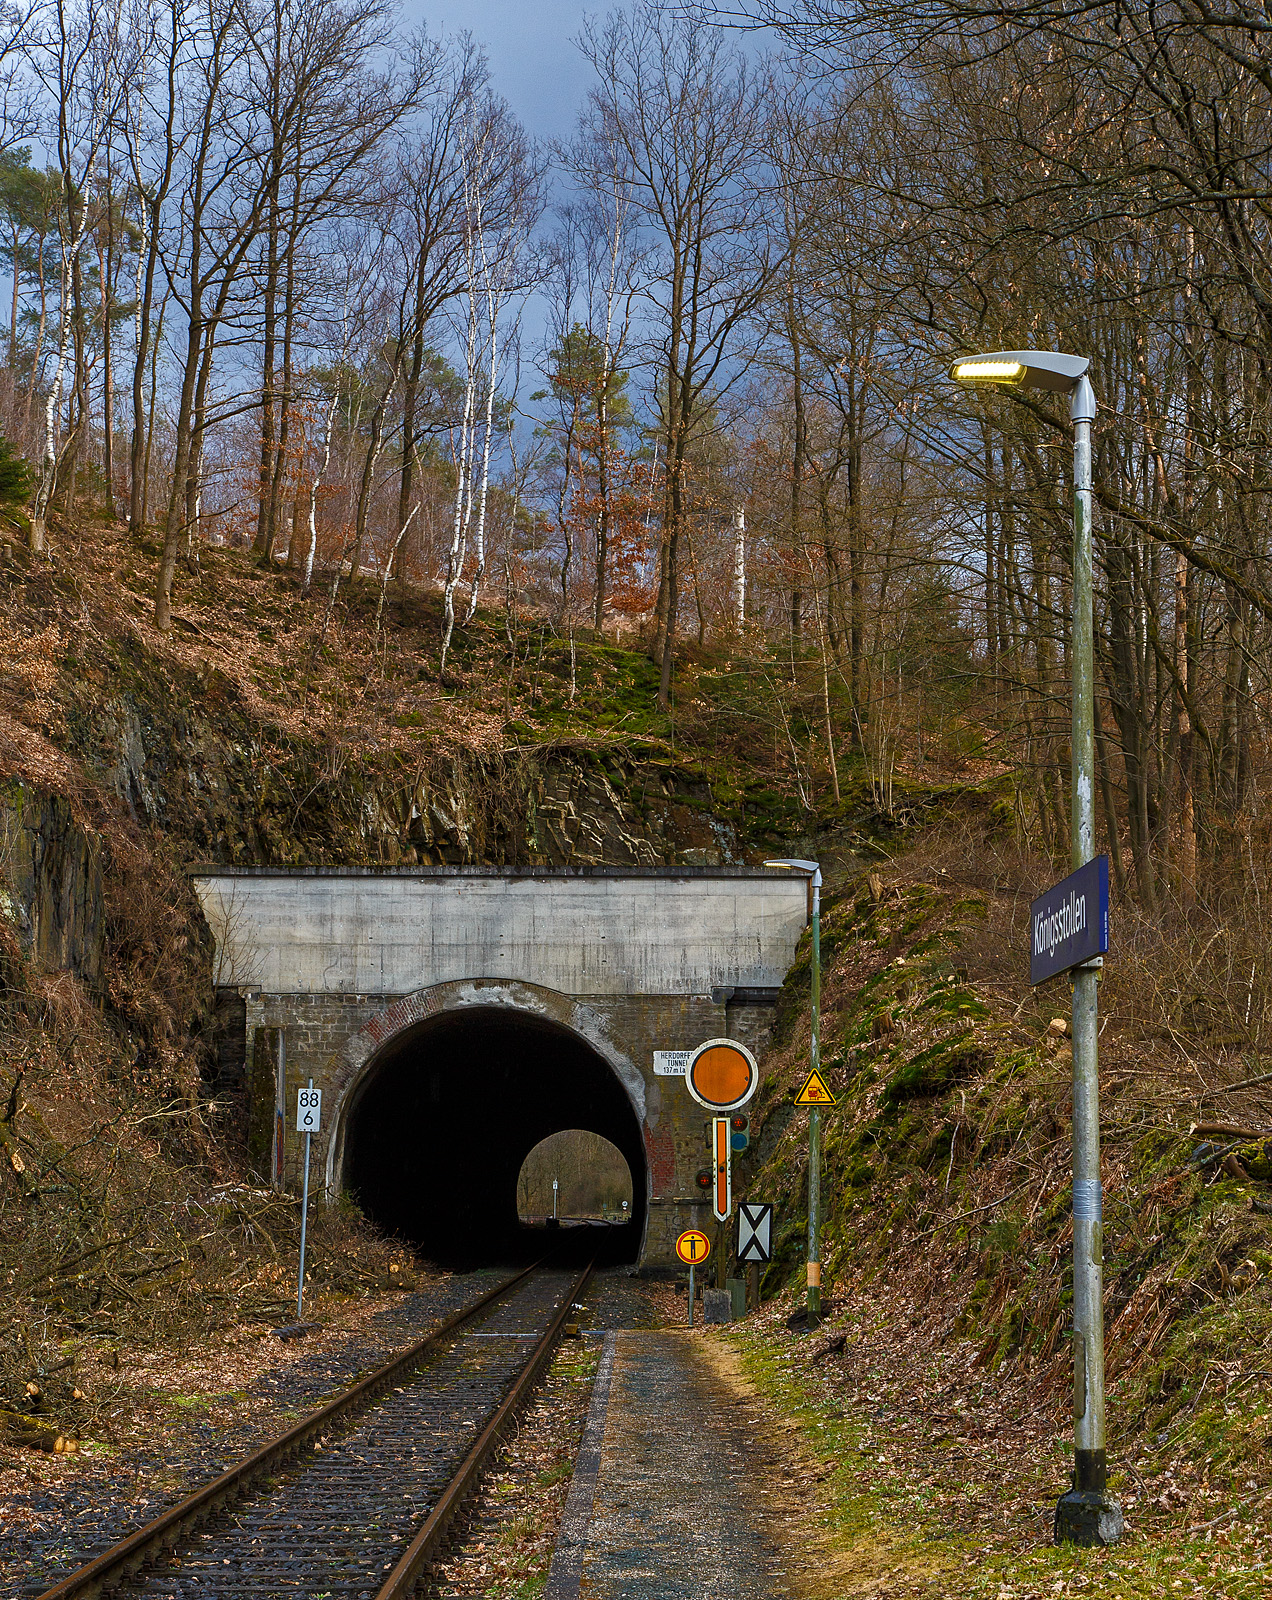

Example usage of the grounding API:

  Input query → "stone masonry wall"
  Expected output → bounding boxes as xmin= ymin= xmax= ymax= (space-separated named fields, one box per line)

xmin=231 ymin=983 xmax=778 ymax=1272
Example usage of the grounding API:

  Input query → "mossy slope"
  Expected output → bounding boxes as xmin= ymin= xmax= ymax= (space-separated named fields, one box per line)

xmin=743 ymin=874 xmax=1272 ymax=1512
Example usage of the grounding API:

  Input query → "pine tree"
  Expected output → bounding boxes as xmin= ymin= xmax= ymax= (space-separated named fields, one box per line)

xmin=0 ymin=436 xmax=30 ymax=509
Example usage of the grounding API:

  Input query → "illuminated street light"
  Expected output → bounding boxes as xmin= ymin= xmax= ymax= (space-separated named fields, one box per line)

xmin=950 ymin=357 xmax=1024 ymax=382
xmin=949 ymin=348 xmax=1090 ymax=392
xmin=951 ymin=348 xmax=1121 ymax=1548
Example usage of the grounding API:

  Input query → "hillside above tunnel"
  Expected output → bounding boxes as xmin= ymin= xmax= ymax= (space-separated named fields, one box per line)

xmin=0 ymin=517 xmax=876 ymax=1384
xmin=0 ymin=517 xmax=1268 ymax=1590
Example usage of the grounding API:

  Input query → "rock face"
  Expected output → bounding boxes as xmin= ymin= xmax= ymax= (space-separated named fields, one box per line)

xmin=0 ymin=645 xmax=766 ymax=1033
xmin=60 ymin=647 xmax=751 ymax=870
xmin=0 ymin=784 xmax=105 ymax=986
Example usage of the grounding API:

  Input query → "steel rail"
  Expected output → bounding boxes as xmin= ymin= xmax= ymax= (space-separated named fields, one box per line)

xmin=35 ymin=1261 xmax=548 ymax=1600
xmin=375 ymin=1257 xmax=594 ymax=1598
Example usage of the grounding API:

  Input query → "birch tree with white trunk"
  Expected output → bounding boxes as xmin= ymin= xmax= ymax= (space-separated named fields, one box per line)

xmin=27 ymin=0 xmax=122 ymax=552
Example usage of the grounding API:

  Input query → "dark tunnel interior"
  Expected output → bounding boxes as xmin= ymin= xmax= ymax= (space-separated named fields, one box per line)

xmin=343 ymin=1007 xmax=646 ymax=1268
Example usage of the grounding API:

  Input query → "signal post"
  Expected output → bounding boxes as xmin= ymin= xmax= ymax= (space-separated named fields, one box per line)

xmin=682 ymin=1038 xmax=758 ymax=1317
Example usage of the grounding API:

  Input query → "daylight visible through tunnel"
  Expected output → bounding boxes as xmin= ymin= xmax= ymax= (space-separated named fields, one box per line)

xmin=517 ymin=1130 xmax=634 ymax=1223
xmin=343 ymin=1007 xmax=645 ymax=1268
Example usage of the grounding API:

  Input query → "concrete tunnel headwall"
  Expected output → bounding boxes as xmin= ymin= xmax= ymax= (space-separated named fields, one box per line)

xmin=193 ymin=867 xmax=810 ymax=1271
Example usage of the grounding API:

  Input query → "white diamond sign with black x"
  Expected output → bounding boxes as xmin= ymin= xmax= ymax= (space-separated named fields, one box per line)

xmin=737 ymin=1201 xmax=773 ymax=1264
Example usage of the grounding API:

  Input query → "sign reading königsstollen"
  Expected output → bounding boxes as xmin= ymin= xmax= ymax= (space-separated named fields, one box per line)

xmin=1030 ymin=855 xmax=1109 ymax=985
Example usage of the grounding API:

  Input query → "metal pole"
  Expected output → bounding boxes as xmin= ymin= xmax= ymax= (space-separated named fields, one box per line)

xmin=1058 ymin=376 xmax=1121 ymax=1544
xmin=296 ymin=1077 xmax=313 ymax=1323
xmin=763 ymin=857 xmax=824 ymax=1329
xmin=688 ymin=1263 xmax=695 ymax=1328
xmin=552 ymin=1178 xmax=558 ymax=1221
xmin=273 ymin=1032 xmax=286 ymax=1193
xmin=807 ymin=869 xmax=822 ymax=1329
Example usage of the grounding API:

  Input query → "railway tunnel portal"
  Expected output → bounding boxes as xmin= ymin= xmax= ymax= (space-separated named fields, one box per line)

xmin=193 ymin=866 xmax=809 ymax=1271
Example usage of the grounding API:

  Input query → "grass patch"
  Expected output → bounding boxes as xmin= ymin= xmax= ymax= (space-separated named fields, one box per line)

xmin=724 ymin=1314 xmax=1271 ymax=1598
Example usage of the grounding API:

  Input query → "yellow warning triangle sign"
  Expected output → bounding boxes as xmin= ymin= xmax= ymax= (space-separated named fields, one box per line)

xmin=795 ymin=1069 xmax=837 ymax=1106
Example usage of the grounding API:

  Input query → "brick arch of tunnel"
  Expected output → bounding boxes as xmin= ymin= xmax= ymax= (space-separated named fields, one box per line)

xmin=329 ymin=992 xmax=648 ymax=1267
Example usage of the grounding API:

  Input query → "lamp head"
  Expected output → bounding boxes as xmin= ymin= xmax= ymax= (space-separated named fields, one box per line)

xmin=949 ymin=349 xmax=1090 ymax=393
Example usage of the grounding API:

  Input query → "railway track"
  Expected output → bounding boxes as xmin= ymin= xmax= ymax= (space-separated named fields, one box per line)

xmin=35 ymin=1260 xmax=593 ymax=1600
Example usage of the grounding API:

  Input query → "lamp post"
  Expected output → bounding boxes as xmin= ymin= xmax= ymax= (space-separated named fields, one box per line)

xmin=950 ymin=350 xmax=1122 ymax=1547
xmin=765 ymin=858 xmax=822 ymax=1328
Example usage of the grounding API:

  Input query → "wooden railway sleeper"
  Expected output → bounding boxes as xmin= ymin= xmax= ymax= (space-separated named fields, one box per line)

xmin=375 ymin=1258 xmax=595 ymax=1599
xmin=34 ymin=1262 xmax=545 ymax=1600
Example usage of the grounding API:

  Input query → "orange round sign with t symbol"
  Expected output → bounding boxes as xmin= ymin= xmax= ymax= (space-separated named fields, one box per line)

xmin=676 ymin=1229 xmax=712 ymax=1265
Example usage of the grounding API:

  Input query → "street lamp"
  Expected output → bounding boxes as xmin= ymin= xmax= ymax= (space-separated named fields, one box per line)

xmin=950 ymin=349 xmax=1122 ymax=1547
xmin=765 ymin=858 xmax=823 ymax=1329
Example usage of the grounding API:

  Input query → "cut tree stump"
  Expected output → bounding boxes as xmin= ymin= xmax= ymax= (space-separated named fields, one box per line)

xmin=0 ymin=1407 xmax=77 ymax=1452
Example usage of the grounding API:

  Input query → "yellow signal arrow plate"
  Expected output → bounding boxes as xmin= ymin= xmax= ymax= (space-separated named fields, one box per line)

xmin=795 ymin=1069 xmax=837 ymax=1106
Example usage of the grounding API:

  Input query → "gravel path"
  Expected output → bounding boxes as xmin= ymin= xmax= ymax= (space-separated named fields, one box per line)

xmin=548 ymin=1329 xmax=827 ymax=1600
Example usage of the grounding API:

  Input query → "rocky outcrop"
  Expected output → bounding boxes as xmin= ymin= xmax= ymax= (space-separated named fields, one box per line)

xmin=60 ymin=647 xmax=751 ymax=870
xmin=0 ymin=783 xmax=104 ymax=985
xmin=0 ymin=640 xmax=764 ymax=1016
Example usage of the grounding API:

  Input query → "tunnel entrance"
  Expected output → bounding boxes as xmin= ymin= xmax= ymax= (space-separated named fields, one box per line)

xmin=343 ymin=1006 xmax=646 ymax=1268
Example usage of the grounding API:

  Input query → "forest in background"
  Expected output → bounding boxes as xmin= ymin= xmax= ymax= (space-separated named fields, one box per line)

xmin=0 ymin=0 xmax=1267 ymax=974
xmin=516 ymin=1129 xmax=634 ymax=1220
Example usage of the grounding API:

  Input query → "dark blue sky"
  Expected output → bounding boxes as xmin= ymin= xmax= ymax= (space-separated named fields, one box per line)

xmin=420 ymin=1 xmax=597 ymax=141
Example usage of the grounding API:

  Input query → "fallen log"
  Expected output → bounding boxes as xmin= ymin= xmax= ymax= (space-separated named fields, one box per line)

xmin=1202 ymin=1068 xmax=1272 ymax=1096
xmin=0 ymin=1407 xmax=77 ymax=1452
xmin=810 ymin=1331 xmax=848 ymax=1362
xmin=1190 ymin=1122 xmax=1272 ymax=1141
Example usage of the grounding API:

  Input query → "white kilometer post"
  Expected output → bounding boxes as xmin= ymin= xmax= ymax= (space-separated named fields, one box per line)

xmin=296 ymin=1080 xmax=321 ymax=1322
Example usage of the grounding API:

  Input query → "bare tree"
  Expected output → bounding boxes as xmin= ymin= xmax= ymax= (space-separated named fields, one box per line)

xmin=439 ymin=93 xmax=539 ymax=673
xmin=247 ymin=0 xmax=430 ymax=564
xmin=389 ymin=36 xmax=486 ymax=560
xmin=26 ymin=0 xmax=123 ymax=552
xmin=579 ymin=4 xmax=779 ymax=705
xmin=551 ymin=122 xmax=642 ymax=632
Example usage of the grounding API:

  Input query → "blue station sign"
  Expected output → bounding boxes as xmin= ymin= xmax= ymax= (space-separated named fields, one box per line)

xmin=1030 ymin=855 xmax=1109 ymax=985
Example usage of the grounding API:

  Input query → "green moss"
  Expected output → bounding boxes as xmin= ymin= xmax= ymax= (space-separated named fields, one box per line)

xmin=881 ymin=1032 xmax=990 ymax=1109
xmin=1231 ymin=1138 xmax=1272 ymax=1181
xmin=916 ymin=984 xmax=990 ymax=1023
